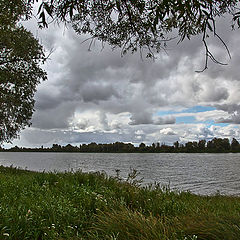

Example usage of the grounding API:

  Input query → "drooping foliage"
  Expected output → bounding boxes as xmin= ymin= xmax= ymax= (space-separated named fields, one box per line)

xmin=0 ymin=0 xmax=47 ymax=143
xmin=33 ymin=0 xmax=240 ymax=68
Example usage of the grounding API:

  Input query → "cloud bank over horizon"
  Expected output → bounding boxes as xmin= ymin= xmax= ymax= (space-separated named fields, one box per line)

xmin=5 ymin=16 xmax=240 ymax=148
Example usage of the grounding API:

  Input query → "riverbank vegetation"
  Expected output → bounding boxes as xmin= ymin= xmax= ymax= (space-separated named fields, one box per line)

xmin=0 ymin=165 xmax=240 ymax=239
xmin=2 ymin=137 xmax=240 ymax=153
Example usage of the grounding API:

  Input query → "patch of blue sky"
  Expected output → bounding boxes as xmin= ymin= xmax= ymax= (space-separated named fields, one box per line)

xmin=156 ymin=105 xmax=225 ymax=125
xmin=176 ymin=116 xmax=196 ymax=124
xmin=156 ymin=105 xmax=216 ymax=116
xmin=182 ymin=105 xmax=216 ymax=113
xmin=175 ymin=118 xmax=230 ymax=126
xmin=212 ymin=122 xmax=229 ymax=127
xmin=192 ymin=119 xmax=229 ymax=127
xmin=156 ymin=110 xmax=177 ymax=116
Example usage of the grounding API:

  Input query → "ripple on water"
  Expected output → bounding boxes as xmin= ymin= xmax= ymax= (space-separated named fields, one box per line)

xmin=0 ymin=152 xmax=240 ymax=195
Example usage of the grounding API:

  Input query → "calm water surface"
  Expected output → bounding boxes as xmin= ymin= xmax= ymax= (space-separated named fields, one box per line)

xmin=0 ymin=152 xmax=240 ymax=196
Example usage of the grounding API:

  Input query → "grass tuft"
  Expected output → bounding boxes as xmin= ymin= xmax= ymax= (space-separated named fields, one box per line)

xmin=0 ymin=165 xmax=240 ymax=239
xmin=87 ymin=208 xmax=176 ymax=240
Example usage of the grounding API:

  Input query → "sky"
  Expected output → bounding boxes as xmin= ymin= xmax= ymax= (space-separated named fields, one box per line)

xmin=4 ymin=11 xmax=240 ymax=148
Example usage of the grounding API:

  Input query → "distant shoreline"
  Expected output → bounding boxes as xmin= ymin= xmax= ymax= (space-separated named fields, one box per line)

xmin=1 ymin=150 xmax=240 ymax=153
xmin=2 ymin=137 xmax=240 ymax=153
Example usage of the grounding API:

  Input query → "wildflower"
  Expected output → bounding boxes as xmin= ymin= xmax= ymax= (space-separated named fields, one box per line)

xmin=26 ymin=209 xmax=32 ymax=217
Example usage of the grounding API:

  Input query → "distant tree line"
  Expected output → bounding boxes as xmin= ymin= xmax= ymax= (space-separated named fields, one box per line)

xmin=1 ymin=138 xmax=240 ymax=153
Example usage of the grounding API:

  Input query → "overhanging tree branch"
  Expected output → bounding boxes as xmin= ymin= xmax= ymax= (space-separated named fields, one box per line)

xmin=28 ymin=0 xmax=240 ymax=71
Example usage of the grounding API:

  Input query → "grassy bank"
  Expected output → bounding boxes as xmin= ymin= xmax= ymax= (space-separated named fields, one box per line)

xmin=0 ymin=166 xmax=240 ymax=239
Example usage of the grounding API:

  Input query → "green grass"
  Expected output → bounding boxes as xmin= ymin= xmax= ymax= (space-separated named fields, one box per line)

xmin=0 ymin=165 xmax=240 ymax=239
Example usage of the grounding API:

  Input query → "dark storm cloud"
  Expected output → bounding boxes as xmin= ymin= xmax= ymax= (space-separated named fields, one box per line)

xmin=216 ymin=115 xmax=240 ymax=124
xmin=32 ymin=101 xmax=78 ymax=129
xmin=129 ymin=111 xmax=175 ymax=125
xmin=129 ymin=111 xmax=153 ymax=125
xmin=81 ymin=83 xmax=120 ymax=103
xmin=14 ymin=128 xmax=140 ymax=147
xmin=154 ymin=116 xmax=176 ymax=125
xmin=215 ymin=104 xmax=240 ymax=124
xmin=202 ymin=87 xmax=229 ymax=102
xmin=196 ymin=17 xmax=240 ymax=81
xmin=215 ymin=104 xmax=240 ymax=113
xmin=35 ymin=92 xmax=61 ymax=110
xmin=11 ymin=13 xmax=240 ymax=148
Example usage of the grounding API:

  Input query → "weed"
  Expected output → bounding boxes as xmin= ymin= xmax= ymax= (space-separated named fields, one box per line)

xmin=0 ymin=165 xmax=240 ymax=239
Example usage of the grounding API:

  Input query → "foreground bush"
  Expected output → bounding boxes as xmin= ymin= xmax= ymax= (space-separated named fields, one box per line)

xmin=0 ymin=165 xmax=240 ymax=239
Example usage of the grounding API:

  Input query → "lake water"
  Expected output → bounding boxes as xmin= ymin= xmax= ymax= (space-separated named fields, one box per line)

xmin=0 ymin=152 xmax=240 ymax=196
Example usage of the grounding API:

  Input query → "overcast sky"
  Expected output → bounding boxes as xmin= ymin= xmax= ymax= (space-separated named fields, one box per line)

xmin=4 ymin=13 xmax=240 ymax=148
